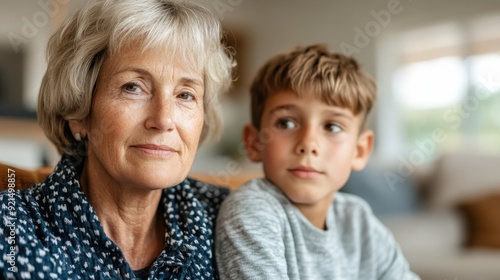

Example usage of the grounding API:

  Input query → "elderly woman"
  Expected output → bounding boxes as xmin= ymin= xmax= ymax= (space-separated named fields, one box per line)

xmin=0 ymin=0 xmax=233 ymax=279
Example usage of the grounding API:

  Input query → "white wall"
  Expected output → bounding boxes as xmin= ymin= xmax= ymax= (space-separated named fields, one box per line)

xmin=0 ymin=0 xmax=73 ymax=168
xmin=208 ymin=0 xmax=500 ymax=88
xmin=1 ymin=1 xmax=51 ymax=111
xmin=195 ymin=0 xmax=500 ymax=167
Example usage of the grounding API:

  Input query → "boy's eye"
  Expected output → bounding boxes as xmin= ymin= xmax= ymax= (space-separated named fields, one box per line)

xmin=325 ymin=123 xmax=342 ymax=133
xmin=275 ymin=118 xmax=296 ymax=130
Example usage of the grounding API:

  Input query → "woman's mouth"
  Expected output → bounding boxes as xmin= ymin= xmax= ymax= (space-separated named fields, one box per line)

xmin=131 ymin=144 xmax=177 ymax=158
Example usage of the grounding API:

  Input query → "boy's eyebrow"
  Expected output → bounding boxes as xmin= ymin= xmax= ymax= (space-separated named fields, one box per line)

xmin=269 ymin=104 xmax=295 ymax=114
xmin=269 ymin=104 xmax=354 ymax=119
xmin=323 ymin=108 xmax=354 ymax=119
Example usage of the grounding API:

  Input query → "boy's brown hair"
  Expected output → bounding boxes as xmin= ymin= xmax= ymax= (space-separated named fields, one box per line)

xmin=250 ymin=44 xmax=376 ymax=129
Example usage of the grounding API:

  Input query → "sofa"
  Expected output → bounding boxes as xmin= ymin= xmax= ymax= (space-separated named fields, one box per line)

xmin=3 ymin=152 xmax=500 ymax=280
xmin=343 ymin=152 xmax=500 ymax=280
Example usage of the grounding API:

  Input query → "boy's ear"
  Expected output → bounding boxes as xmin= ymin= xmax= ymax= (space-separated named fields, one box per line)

xmin=243 ymin=124 xmax=262 ymax=162
xmin=351 ymin=130 xmax=374 ymax=171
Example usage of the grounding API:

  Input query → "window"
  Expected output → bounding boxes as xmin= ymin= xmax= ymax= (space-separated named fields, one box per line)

xmin=386 ymin=13 xmax=500 ymax=161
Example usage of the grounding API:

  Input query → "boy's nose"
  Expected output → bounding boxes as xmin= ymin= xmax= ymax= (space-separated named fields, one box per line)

xmin=295 ymin=128 xmax=318 ymax=156
xmin=297 ymin=145 xmax=318 ymax=156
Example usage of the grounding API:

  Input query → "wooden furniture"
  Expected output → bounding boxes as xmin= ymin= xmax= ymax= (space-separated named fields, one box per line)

xmin=1 ymin=163 xmax=52 ymax=192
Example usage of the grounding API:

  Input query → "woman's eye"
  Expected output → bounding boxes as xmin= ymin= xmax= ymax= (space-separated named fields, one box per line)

xmin=325 ymin=123 xmax=342 ymax=133
xmin=177 ymin=91 xmax=195 ymax=101
xmin=122 ymin=82 xmax=142 ymax=94
xmin=275 ymin=118 xmax=296 ymax=130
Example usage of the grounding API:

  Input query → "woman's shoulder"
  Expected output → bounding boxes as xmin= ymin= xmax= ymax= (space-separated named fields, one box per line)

xmin=170 ymin=177 xmax=231 ymax=211
xmin=0 ymin=158 xmax=81 ymax=216
xmin=185 ymin=177 xmax=231 ymax=196
xmin=185 ymin=177 xmax=229 ymax=200
xmin=0 ymin=182 xmax=46 ymax=216
xmin=0 ymin=183 xmax=52 ymax=266
xmin=0 ymin=158 xmax=89 ymax=245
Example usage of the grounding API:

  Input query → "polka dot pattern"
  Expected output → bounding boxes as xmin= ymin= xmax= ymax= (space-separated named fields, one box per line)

xmin=0 ymin=156 xmax=229 ymax=279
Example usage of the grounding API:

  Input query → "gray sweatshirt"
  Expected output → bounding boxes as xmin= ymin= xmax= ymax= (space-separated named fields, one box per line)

xmin=215 ymin=178 xmax=420 ymax=280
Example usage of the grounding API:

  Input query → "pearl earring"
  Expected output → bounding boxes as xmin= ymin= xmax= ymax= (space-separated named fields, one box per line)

xmin=75 ymin=133 xmax=82 ymax=141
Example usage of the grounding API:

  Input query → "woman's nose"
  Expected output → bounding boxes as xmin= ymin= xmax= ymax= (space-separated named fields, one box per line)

xmin=144 ymin=96 xmax=175 ymax=132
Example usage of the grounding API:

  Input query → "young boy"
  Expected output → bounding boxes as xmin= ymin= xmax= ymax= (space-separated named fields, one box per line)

xmin=215 ymin=45 xmax=420 ymax=280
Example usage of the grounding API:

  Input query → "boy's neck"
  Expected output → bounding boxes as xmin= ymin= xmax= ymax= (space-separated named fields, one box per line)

xmin=295 ymin=194 xmax=335 ymax=230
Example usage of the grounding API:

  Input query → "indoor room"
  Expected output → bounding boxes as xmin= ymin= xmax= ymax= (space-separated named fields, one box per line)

xmin=1 ymin=0 xmax=500 ymax=279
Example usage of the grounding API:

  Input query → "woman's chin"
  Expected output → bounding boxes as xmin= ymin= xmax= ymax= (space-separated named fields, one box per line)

xmin=136 ymin=168 xmax=187 ymax=189
xmin=124 ymin=158 xmax=189 ymax=184
xmin=127 ymin=179 xmax=183 ymax=191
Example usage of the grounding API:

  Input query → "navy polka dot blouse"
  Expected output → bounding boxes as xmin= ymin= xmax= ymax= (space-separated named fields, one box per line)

xmin=0 ymin=156 xmax=229 ymax=279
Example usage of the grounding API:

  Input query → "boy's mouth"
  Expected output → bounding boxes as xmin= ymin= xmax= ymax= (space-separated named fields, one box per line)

xmin=287 ymin=166 xmax=323 ymax=179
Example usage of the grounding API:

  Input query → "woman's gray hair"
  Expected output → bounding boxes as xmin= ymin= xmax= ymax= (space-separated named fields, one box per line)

xmin=38 ymin=0 xmax=234 ymax=155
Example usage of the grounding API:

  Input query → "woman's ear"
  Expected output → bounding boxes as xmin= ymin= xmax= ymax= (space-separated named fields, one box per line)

xmin=68 ymin=119 xmax=87 ymax=141
xmin=352 ymin=130 xmax=374 ymax=171
xmin=243 ymin=124 xmax=262 ymax=162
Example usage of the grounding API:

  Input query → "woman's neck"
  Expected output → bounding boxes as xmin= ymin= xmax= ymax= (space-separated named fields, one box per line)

xmin=79 ymin=162 xmax=166 ymax=270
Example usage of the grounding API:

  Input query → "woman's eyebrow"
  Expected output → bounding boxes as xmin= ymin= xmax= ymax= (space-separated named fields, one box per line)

xmin=179 ymin=77 xmax=204 ymax=87
xmin=111 ymin=68 xmax=203 ymax=87
xmin=112 ymin=67 xmax=152 ymax=78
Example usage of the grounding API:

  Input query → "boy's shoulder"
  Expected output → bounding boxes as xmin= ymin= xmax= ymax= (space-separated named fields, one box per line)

xmin=226 ymin=178 xmax=287 ymax=203
xmin=224 ymin=179 xmax=374 ymax=214
xmin=333 ymin=192 xmax=372 ymax=211
xmin=332 ymin=192 xmax=394 ymax=239
xmin=333 ymin=192 xmax=373 ymax=216
xmin=219 ymin=178 xmax=289 ymax=217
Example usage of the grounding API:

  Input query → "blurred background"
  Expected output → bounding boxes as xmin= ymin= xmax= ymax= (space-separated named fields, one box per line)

xmin=1 ymin=0 xmax=500 ymax=279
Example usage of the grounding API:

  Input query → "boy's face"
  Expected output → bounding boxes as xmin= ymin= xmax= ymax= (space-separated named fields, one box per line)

xmin=244 ymin=91 xmax=373 ymax=210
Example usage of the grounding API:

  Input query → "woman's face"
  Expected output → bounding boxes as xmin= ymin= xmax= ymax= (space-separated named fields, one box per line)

xmin=74 ymin=44 xmax=205 ymax=190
